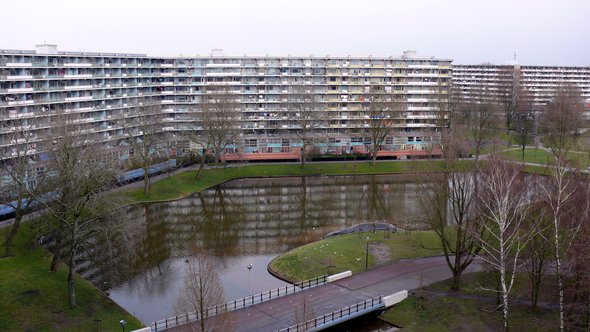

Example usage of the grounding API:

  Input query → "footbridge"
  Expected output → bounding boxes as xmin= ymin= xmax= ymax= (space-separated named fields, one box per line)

xmin=133 ymin=256 xmax=482 ymax=332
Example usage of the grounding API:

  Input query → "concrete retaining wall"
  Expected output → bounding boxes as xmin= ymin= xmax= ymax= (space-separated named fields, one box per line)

xmin=326 ymin=270 xmax=352 ymax=282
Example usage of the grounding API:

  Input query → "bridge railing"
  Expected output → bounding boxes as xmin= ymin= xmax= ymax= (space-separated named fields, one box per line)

xmin=275 ymin=296 xmax=384 ymax=332
xmin=151 ymin=274 xmax=328 ymax=331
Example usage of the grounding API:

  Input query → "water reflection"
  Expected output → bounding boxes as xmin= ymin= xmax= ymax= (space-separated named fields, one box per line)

xmin=78 ymin=174 xmax=436 ymax=323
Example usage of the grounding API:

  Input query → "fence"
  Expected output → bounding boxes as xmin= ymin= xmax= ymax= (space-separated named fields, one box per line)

xmin=151 ymin=275 xmax=327 ymax=331
xmin=275 ymin=296 xmax=384 ymax=332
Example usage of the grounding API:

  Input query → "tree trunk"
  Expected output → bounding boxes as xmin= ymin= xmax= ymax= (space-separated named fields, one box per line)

xmin=301 ymin=144 xmax=307 ymax=168
xmin=451 ymin=272 xmax=461 ymax=291
xmin=194 ymin=154 xmax=206 ymax=179
xmin=143 ymin=167 xmax=150 ymax=195
xmin=50 ymin=234 xmax=62 ymax=272
xmin=4 ymin=213 xmax=22 ymax=257
xmin=555 ymin=232 xmax=565 ymax=331
xmin=67 ymin=248 xmax=77 ymax=309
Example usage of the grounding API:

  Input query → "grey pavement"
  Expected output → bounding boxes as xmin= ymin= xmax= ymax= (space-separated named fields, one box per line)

xmin=165 ymin=256 xmax=482 ymax=332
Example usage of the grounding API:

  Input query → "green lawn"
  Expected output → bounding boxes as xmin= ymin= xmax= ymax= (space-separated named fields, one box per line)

xmin=0 ymin=225 xmax=143 ymax=332
xmin=500 ymin=147 xmax=590 ymax=168
xmin=124 ymin=160 xmax=472 ymax=203
xmin=268 ymin=231 xmax=442 ymax=283
xmin=381 ymin=269 xmax=560 ymax=331
xmin=381 ymin=295 xmax=558 ymax=332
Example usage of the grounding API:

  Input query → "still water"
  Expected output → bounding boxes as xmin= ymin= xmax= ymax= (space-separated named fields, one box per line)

xmin=79 ymin=174 xmax=435 ymax=324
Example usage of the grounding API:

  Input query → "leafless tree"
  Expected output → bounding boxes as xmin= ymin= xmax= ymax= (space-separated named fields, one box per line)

xmin=287 ymin=85 xmax=325 ymax=167
xmin=456 ymin=85 xmax=498 ymax=163
xmin=418 ymin=87 xmax=484 ymax=291
xmin=362 ymin=84 xmax=405 ymax=164
xmin=473 ymin=156 xmax=534 ymax=332
xmin=0 ymin=109 xmax=47 ymax=256
xmin=198 ymin=85 xmax=241 ymax=163
xmin=293 ymin=294 xmax=316 ymax=332
xmin=497 ymin=65 xmax=519 ymax=131
xmin=512 ymin=87 xmax=534 ymax=159
xmin=174 ymin=246 xmax=227 ymax=332
xmin=540 ymin=84 xmax=584 ymax=162
xmin=541 ymin=158 xmax=585 ymax=331
xmin=125 ymin=103 xmax=164 ymax=195
xmin=38 ymin=111 xmax=117 ymax=309
xmin=522 ymin=200 xmax=551 ymax=310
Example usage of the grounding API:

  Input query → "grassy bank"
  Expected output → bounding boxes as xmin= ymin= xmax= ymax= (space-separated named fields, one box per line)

xmin=381 ymin=295 xmax=557 ymax=332
xmin=0 ymin=225 xmax=143 ymax=332
xmin=268 ymin=230 xmax=442 ymax=283
xmin=501 ymin=147 xmax=590 ymax=168
xmin=381 ymin=271 xmax=559 ymax=331
xmin=124 ymin=160 xmax=471 ymax=203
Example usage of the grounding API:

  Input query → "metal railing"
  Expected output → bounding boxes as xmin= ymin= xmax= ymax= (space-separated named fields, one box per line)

xmin=276 ymin=296 xmax=384 ymax=332
xmin=151 ymin=275 xmax=327 ymax=331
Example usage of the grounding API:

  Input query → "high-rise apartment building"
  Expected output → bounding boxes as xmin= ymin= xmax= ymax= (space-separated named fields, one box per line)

xmin=0 ymin=45 xmax=451 ymax=167
xmin=3 ymin=45 xmax=590 ymax=171
xmin=453 ymin=64 xmax=590 ymax=111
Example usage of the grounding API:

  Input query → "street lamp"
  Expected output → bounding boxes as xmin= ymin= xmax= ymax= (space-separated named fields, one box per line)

xmin=119 ymin=319 xmax=126 ymax=332
xmin=365 ymin=236 xmax=370 ymax=271
xmin=247 ymin=264 xmax=253 ymax=295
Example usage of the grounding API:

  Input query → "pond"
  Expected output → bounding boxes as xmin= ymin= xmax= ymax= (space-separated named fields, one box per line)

xmin=77 ymin=174 xmax=437 ymax=325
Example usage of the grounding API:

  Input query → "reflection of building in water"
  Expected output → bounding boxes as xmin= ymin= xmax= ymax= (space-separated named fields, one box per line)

xmin=77 ymin=174 xmax=438 ymax=290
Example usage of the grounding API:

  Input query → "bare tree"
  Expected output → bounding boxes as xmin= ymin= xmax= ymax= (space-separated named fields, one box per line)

xmin=199 ymin=85 xmax=241 ymax=163
xmin=540 ymin=84 xmax=584 ymax=162
xmin=174 ymin=246 xmax=226 ymax=332
xmin=456 ymin=85 xmax=498 ymax=163
xmin=512 ymin=88 xmax=534 ymax=159
xmin=418 ymin=86 xmax=484 ymax=291
xmin=287 ymin=85 xmax=325 ymax=167
xmin=362 ymin=84 xmax=405 ymax=164
xmin=125 ymin=103 xmax=164 ymax=195
xmin=497 ymin=65 xmax=519 ymax=131
xmin=39 ymin=112 xmax=117 ymax=309
xmin=523 ymin=201 xmax=551 ymax=310
xmin=541 ymin=159 xmax=585 ymax=331
xmin=0 ymin=109 xmax=46 ymax=256
xmin=474 ymin=156 xmax=533 ymax=332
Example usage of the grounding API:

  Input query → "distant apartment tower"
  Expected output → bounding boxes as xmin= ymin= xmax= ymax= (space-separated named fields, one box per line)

xmin=0 ymin=45 xmax=452 ymax=165
xmin=453 ymin=64 xmax=590 ymax=112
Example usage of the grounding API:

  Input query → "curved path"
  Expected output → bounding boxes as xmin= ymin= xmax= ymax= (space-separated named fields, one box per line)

xmin=166 ymin=256 xmax=482 ymax=332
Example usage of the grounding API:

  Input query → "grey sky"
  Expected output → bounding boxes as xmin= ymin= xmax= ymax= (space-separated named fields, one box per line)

xmin=3 ymin=0 xmax=589 ymax=65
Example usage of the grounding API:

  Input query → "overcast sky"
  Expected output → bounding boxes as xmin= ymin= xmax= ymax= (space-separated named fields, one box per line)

xmin=3 ymin=0 xmax=589 ymax=66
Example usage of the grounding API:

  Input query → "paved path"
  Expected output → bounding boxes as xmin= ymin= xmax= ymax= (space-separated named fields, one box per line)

xmin=166 ymin=256 xmax=482 ymax=332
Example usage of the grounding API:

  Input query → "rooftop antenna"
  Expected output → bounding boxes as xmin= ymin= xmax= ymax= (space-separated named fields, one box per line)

xmin=513 ymin=51 xmax=517 ymax=61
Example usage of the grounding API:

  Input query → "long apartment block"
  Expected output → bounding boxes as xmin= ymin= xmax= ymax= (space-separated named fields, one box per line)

xmin=3 ymin=45 xmax=590 ymax=167
xmin=453 ymin=64 xmax=590 ymax=111
xmin=0 ymin=45 xmax=451 ymax=164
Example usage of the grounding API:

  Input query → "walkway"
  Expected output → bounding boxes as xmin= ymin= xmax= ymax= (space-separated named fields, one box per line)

xmin=165 ymin=256 xmax=482 ymax=332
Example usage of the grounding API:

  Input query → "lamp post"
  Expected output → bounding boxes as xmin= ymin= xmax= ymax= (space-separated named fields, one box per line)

xmin=119 ymin=319 xmax=126 ymax=332
xmin=247 ymin=263 xmax=253 ymax=295
xmin=365 ymin=236 xmax=370 ymax=271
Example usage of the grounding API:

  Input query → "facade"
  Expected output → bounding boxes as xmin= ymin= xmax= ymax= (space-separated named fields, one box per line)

xmin=453 ymin=64 xmax=590 ymax=112
xmin=0 ymin=45 xmax=451 ymax=168
xmin=3 ymin=44 xmax=590 ymax=171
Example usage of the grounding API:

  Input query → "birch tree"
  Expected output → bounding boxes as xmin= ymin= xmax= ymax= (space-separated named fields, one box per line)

xmin=474 ymin=156 xmax=533 ymax=331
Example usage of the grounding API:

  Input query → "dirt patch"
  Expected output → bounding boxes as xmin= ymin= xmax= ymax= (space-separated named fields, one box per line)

xmin=369 ymin=242 xmax=391 ymax=265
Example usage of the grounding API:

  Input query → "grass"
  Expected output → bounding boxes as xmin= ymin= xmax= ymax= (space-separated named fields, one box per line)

xmin=381 ymin=295 xmax=558 ymax=332
xmin=381 ymin=269 xmax=559 ymax=331
xmin=500 ymin=147 xmax=590 ymax=168
xmin=124 ymin=160 xmax=472 ymax=203
xmin=268 ymin=230 xmax=442 ymax=283
xmin=0 ymin=225 xmax=144 ymax=332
